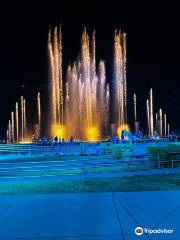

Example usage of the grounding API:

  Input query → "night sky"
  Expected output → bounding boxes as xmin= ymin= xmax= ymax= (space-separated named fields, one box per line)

xmin=0 ymin=1 xmax=180 ymax=137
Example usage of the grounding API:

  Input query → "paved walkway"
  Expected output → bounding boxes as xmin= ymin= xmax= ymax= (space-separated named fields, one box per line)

xmin=0 ymin=191 xmax=179 ymax=239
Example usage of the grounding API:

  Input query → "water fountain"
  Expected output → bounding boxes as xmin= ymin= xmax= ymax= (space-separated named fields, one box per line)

xmin=65 ymin=30 xmax=109 ymax=140
xmin=20 ymin=96 xmax=27 ymax=141
xmin=5 ymin=27 xmax=172 ymax=143
xmin=146 ymin=90 xmax=170 ymax=138
xmin=113 ymin=30 xmax=127 ymax=129
xmin=11 ymin=111 xmax=14 ymax=142
xmin=146 ymin=88 xmax=154 ymax=137
xmin=146 ymin=99 xmax=150 ymax=136
xmin=159 ymin=108 xmax=163 ymax=137
xmin=48 ymin=27 xmax=126 ymax=141
xmin=16 ymin=102 xmax=19 ymax=141
xmin=21 ymin=96 xmax=24 ymax=140
xmin=155 ymin=112 xmax=158 ymax=132
xmin=48 ymin=26 xmax=64 ymax=137
xmin=23 ymin=98 xmax=27 ymax=140
xmin=149 ymin=88 xmax=154 ymax=137
xmin=164 ymin=113 xmax=167 ymax=137
xmin=37 ymin=92 xmax=41 ymax=136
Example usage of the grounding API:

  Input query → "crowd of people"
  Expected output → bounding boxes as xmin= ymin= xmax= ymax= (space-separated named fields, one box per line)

xmin=111 ymin=129 xmax=179 ymax=144
xmin=38 ymin=130 xmax=179 ymax=146
xmin=111 ymin=129 xmax=143 ymax=144
xmin=40 ymin=135 xmax=74 ymax=147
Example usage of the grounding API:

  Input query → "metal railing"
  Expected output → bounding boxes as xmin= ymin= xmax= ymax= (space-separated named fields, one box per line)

xmin=0 ymin=147 xmax=180 ymax=178
xmin=0 ymin=157 xmax=161 ymax=178
xmin=157 ymin=152 xmax=180 ymax=169
xmin=0 ymin=144 xmax=55 ymax=156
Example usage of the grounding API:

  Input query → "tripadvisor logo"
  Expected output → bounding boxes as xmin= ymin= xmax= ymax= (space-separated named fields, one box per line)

xmin=135 ymin=226 xmax=174 ymax=236
xmin=135 ymin=227 xmax=143 ymax=235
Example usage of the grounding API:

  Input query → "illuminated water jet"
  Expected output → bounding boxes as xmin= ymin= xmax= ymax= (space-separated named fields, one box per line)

xmin=146 ymin=99 xmax=150 ymax=136
xmin=113 ymin=30 xmax=127 ymax=130
xmin=155 ymin=112 xmax=158 ymax=132
xmin=20 ymin=96 xmax=27 ymax=141
xmin=21 ymin=96 xmax=24 ymax=140
xmin=159 ymin=108 xmax=163 ymax=138
xmin=48 ymin=27 xmax=127 ymax=140
xmin=65 ymin=29 xmax=109 ymax=140
xmin=37 ymin=92 xmax=41 ymax=137
xmin=4 ymin=27 xmax=173 ymax=142
xmin=164 ymin=113 xmax=167 ymax=137
xmin=146 ymin=89 xmax=154 ymax=137
xmin=23 ymin=98 xmax=27 ymax=140
xmin=16 ymin=102 xmax=19 ymax=142
xmin=48 ymin=26 xmax=63 ymax=135
xmin=149 ymin=88 xmax=154 ymax=137
xmin=11 ymin=111 xmax=14 ymax=142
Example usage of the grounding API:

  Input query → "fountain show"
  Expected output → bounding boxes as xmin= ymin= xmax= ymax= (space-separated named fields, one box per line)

xmin=0 ymin=2 xmax=180 ymax=240
xmin=5 ymin=27 xmax=170 ymax=143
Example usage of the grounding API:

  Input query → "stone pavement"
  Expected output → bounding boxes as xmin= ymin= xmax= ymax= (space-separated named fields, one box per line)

xmin=0 ymin=191 xmax=179 ymax=239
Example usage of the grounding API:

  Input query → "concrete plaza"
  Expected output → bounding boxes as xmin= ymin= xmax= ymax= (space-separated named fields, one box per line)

xmin=0 ymin=190 xmax=179 ymax=239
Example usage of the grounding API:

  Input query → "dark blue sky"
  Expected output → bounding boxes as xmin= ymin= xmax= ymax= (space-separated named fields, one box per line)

xmin=0 ymin=1 xmax=180 ymax=136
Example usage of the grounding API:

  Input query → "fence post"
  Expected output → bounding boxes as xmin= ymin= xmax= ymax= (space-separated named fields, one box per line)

xmin=172 ymin=160 xmax=174 ymax=168
xmin=29 ymin=144 xmax=31 ymax=155
xmin=158 ymin=161 xmax=160 ymax=168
